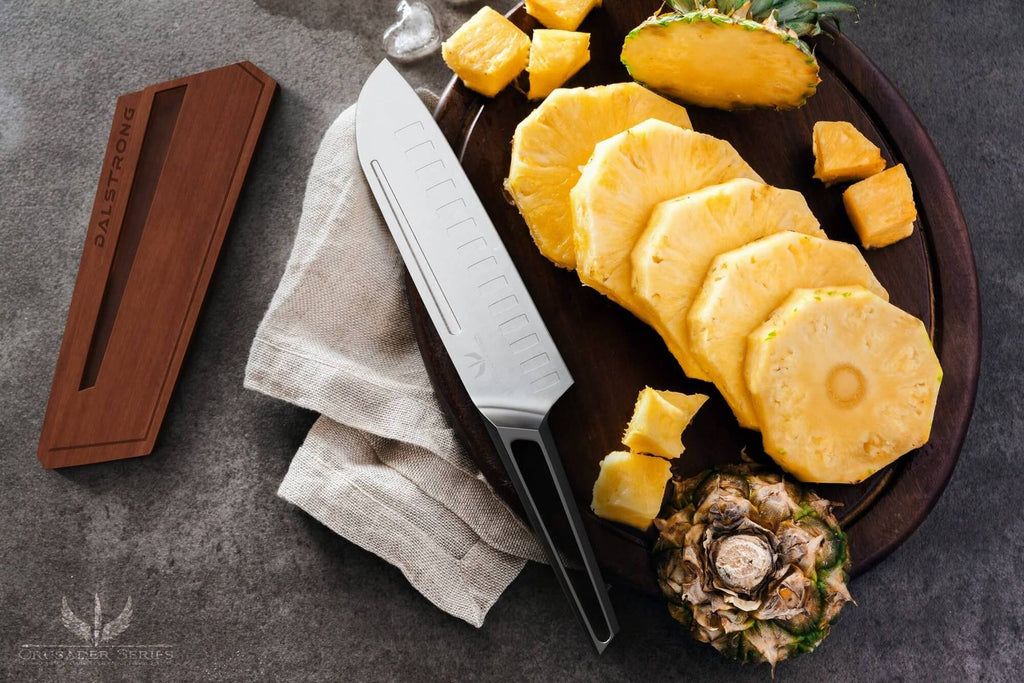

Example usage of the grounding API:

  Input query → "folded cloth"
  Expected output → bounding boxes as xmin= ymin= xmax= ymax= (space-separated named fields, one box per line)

xmin=245 ymin=105 xmax=544 ymax=628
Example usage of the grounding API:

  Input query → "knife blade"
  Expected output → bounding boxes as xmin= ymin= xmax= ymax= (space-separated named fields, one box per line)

xmin=355 ymin=60 xmax=618 ymax=652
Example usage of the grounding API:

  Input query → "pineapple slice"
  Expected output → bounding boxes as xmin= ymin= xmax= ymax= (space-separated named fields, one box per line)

xmin=526 ymin=30 xmax=591 ymax=100
xmin=506 ymin=84 xmax=691 ymax=269
xmin=591 ymin=450 xmax=672 ymax=530
xmin=621 ymin=11 xmax=821 ymax=110
xmin=632 ymin=179 xmax=823 ymax=380
xmin=844 ymin=164 xmax=918 ymax=249
xmin=525 ymin=0 xmax=601 ymax=31
xmin=813 ymin=121 xmax=886 ymax=186
xmin=441 ymin=7 xmax=530 ymax=97
xmin=746 ymin=287 xmax=943 ymax=484
xmin=688 ymin=232 xmax=888 ymax=429
xmin=622 ymin=387 xmax=708 ymax=459
xmin=572 ymin=119 xmax=762 ymax=320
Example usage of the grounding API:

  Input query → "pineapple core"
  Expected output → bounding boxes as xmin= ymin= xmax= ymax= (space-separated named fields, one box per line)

xmin=525 ymin=0 xmax=601 ymax=31
xmin=622 ymin=387 xmax=707 ymax=459
xmin=591 ymin=450 xmax=671 ymax=530
xmin=526 ymin=30 xmax=591 ymax=100
xmin=812 ymin=121 xmax=886 ymax=186
xmin=441 ymin=7 xmax=530 ymax=97
xmin=843 ymin=164 xmax=918 ymax=249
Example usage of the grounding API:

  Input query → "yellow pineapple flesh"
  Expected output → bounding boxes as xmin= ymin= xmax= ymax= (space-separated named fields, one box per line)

xmin=687 ymin=232 xmax=888 ymax=430
xmin=745 ymin=287 xmax=943 ymax=484
xmin=525 ymin=0 xmax=601 ymax=31
xmin=441 ymin=7 xmax=530 ymax=97
xmin=622 ymin=387 xmax=708 ymax=459
xmin=506 ymin=84 xmax=691 ymax=269
xmin=813 ymin=121 xmax=886 ymax=186
xmin=591 ymin=450 xmax=672 ymax=530
xmin=526 ymin=30 xmax=591 ymax=100
xmin=621 ymin=12 xmax=820 ymax=110
xmin=843 ymin=164 xmax=918 ymax=249
xmin=631 ymin=179 xmax=823 ymax=380
xmin=572 ymin=119 xmax=762 ymax=321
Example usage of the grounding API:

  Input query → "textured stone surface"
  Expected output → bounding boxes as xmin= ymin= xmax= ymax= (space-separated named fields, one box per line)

xmin=0 ymin=1 xmax=1020 ymax=680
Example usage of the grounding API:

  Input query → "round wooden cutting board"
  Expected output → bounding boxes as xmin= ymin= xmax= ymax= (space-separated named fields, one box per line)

xmin=410 ymin=2 xmax=981 ymax=595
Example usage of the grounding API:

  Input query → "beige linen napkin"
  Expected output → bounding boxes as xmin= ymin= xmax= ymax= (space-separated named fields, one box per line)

xmin=244 ymin=105 xmax=544 ymax=627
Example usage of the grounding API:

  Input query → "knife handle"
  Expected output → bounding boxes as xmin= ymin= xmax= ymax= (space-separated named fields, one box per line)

xmin=485 ymin=417 xmax=619 ymax=653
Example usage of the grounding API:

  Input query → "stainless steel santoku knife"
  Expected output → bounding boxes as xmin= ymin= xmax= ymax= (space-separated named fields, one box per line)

xmin=356 ymin=60 xmax=618 ymax=652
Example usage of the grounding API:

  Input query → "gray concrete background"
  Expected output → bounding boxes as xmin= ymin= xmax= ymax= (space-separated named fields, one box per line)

xmin=0 ymin=0 xmax=1020 ymax=680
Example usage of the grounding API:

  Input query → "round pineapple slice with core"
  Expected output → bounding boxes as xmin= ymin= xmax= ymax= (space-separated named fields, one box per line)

xmin=572 ymin=119 xmax=761 ymax=321
xmin=688 ymin=232 xmax=888 ymax=430
xmin=506 ymin=83 xmax=692 ymax=269
xmin=745 ymin=287 xmax=943 ymax=484
xmin=631 ymin=179 xmax=823 ymax=380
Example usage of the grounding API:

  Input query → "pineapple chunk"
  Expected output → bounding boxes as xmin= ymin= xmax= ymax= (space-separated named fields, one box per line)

xmin=525 ymin=0 xmax=601 ymax=31
xmin=527 ymin=30 xmax=590 ymax=100
xmin=687 ymin=232 xmax=888 ymax=429
xmin=812 ymin=121 xmax=886 ymax=186
xmin=572 ymin=119 xmax=762 ymax=321
xmin=745 ymin=287 xmax=943 ymax=484
xmin=632 ymin=179 xmax=823 ymax=381
xmin=507 ymin=84 xmax=691 ymax=269
xmin=591 ymin=450 xmax=671 ymax=530
xmin=441 ymin=7 xmax=530 ymax=97
xmin=621 ymin=12 xmax=820 ymax=110
xmin=622 ymin=387 xmax=708 ymax=459
xmin=843 ymin=164 xmax=918 ymax=249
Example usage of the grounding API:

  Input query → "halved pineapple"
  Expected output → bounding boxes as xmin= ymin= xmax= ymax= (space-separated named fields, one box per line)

xmin=688 ymin=232 xmax=888 ymax=429
xmin=844 ymin=164 xmax=918 ymax=249
xmin=622 ymin=387 xmax=708 ymax=459
xmin=591 ymin=450 xmax=672 ymax=530
xmin=506 ymin=84 xmax=692 ymax=269
xmin=813 ymin=121 xmax=886 ymax=186
xmin=746 ymin=287 xmax=943 ymax=484
xmin=441 ymin=7 xmax=530 ymax=97
xmin=572 ymin=119 xmax=762 ymax=319
xmin=525 ymin=0 xmax=601 ymax=31
xmin=632 ymin=179 xmax=823 ymax=380
xmin=526 ymin=30 xmax=591 ymax=100
xmin=621 ymin=11 xmax=820 ymax=110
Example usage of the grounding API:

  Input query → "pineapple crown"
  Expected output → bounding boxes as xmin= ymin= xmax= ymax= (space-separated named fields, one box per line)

xmin=665 ymin=0 xmax=858 ymax=37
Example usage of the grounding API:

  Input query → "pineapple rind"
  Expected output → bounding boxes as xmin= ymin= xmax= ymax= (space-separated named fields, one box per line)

xmin=506 ymin=84 xmax=692 ymax=269
xmin=631 ymin=179 xmax=823 ymax=380
xmin=687 ymin=231 xmax=888 ymax=430
xmin=621 ymin=11 xmax=820 ymax=110
xmin=745 ymin=287 xmax=943 ymax=484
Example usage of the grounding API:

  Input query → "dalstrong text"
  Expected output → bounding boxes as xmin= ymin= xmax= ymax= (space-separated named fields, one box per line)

xmin=94 ymin=105 xmax=136 ymax=248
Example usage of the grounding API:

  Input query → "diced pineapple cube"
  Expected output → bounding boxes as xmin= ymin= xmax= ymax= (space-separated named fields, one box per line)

xmin=441 ymin=7 xmax=530 ymax=97
xmin=526 ymin=30 xmax=590 ymax=100
xmin=591 ymin=450 xmax=671 ymax=530
xmin=622 ymin=387 xmax=707 ymax=459
xmin=812 ymin=121 xmax=886 ymax=186
xmin=525 ymin=0 xmax=601 ymax=31
xmin=843 ymin=164 xmax=918 ymax=249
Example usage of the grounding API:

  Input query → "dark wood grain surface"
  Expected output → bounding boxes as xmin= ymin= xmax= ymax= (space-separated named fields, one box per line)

xmin=412 ymin=2 xmax=981 ymax=594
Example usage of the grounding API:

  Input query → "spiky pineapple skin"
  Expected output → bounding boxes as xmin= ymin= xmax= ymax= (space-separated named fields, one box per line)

xmin=654 ymin=464 xmax=852 ymax=667
xmin=621 ymin=11 xmax=821 ymax=110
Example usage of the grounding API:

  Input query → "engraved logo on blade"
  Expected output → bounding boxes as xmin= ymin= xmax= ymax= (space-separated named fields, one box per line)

xmin=465 ymin=352 xmax=486 ymax=378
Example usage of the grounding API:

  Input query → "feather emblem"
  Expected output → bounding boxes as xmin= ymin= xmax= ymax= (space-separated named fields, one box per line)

xmin=60 ymin=594 xmax=133 ymax=645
